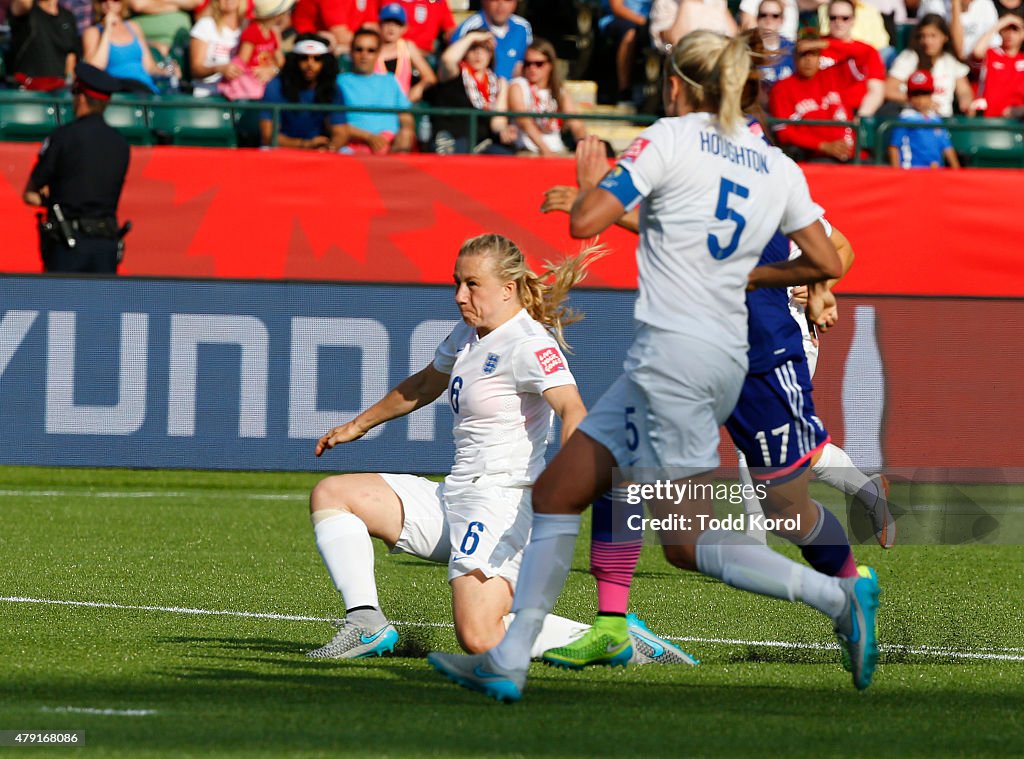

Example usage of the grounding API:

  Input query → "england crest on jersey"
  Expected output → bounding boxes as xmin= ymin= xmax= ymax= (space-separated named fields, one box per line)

xmin=483 ymin=353 xmax=500 ymax=374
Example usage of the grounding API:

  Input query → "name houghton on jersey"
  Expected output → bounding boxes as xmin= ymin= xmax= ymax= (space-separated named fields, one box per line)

xmin=700 ymin=131 xmax=769 ymax=174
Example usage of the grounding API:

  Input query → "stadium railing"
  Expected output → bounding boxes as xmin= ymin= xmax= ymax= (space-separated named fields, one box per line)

xmin=2 ymin=89 xmax=1023 ymax=167
xmin=875 ymin=116 xmax=1024 ymax=168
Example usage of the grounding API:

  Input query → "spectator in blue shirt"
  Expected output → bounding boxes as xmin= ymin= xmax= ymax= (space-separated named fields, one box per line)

xmin=336 ymin=27 xmax=416 ymax=153
xmin=887 ymin=69 xmax=961 ymax=169
xmin=451 ymin=0 xmax=532 ymax=80
xmin=259 ymin=34 xmax=353 ymax=150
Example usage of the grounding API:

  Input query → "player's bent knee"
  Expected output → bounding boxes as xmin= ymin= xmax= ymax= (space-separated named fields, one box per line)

xmin=455 ymin=622 xmax=504 ymax=654
xmin=309 ymin=475 xmax=358 ymax=515
xmin=662 ymin=543 xmax=699 ymax=572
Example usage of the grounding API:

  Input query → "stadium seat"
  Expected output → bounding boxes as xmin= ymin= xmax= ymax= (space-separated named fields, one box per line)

xmin=150 ymin=100 xmax=238 ymax=147
xmin=951 ymin=119 xmax=1024 ymax=168
xmin=893 ymin=23 xmax=915 ymax=53
xmin=105 ymin=95 xmax=154 ymax=146
xmin=0 ymin=91 xmax=61 ymax=141
xmin=857 ymin=115 xmax=878 ymax=157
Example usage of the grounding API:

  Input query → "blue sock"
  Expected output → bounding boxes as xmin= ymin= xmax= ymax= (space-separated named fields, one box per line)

xmin=798 ymin=502 xmax=856 ymax=577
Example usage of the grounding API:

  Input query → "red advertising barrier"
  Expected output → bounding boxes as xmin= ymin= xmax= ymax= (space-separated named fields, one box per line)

xmin=1 ymin=143 xmax=1023 ymax=296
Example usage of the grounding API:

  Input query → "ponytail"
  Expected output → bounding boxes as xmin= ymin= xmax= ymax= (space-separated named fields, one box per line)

xmin=667 ymin=30 xmax=752 ymax=135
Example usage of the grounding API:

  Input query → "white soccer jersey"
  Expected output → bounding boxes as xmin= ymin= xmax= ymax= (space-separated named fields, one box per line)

xmin=432 ymin=309 xmax=576 ymax=485
xmin=605 ymin=112 xmax=823 ymax=363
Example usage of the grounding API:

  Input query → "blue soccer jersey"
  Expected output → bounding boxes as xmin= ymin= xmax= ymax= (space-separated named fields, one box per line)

xmin=889 ymin=108 xmax=952 ymax=168
xmin=727 ymin=216 xmax=832 ymax=482
xmin=745 ymin=230 xmax=806 ymax=374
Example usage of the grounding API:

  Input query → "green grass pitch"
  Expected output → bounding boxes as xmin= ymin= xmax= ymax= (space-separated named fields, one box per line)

xmin=1 ymin=465 xmax=1022 ymax=757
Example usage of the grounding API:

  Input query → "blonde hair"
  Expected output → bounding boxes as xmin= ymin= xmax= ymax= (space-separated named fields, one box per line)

xmin=212 ymin=0 xmax=247 ymax=31
xmin=667 ymin=30 xmax=752 ymax=134
xmin=457 ymin=233 xmax=606 ymax=350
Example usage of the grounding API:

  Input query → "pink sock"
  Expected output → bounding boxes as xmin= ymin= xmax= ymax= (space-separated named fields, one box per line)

xmin=837 ymin=553 xmax=859 ymax=578
xmin=591 ymin=539 xmax=642 ymax=614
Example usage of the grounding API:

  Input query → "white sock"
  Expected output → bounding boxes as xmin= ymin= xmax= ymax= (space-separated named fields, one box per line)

xmin=696 ymin=529 xmax=846 ymax=620
xmin=737 ymin=449 xmax=766 ymax=544
xmin=490 ymin=513 xmax=581 ymax=671
xmin=313 ymin=512 xmax=380 ymax=611
xmin=504 ymin=613 xmax=590 ymax=658
xmin=813 ymin=443 xmax=875 ymax=499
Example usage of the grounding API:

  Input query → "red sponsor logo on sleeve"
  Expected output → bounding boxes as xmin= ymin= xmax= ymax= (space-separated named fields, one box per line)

xmin=620 ymin=137 xmax=650 ymax=163
xmin=534 ymin=347 xmax=566 ymax=375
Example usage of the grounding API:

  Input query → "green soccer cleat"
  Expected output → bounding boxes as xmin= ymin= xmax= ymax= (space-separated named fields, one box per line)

xmin=541 ymin=615 xmax=633 ymax=670
xmin=834 ymin=565 xmax=881 ymax=690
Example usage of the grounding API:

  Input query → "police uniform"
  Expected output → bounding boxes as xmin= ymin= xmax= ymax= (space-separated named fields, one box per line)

xmin=25 ymin=63 xmax=130 ymax=274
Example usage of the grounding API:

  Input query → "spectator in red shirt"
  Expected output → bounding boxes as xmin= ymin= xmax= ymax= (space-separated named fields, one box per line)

xmin=819 ymin=0 xmax=886 ymax=116
xmin=291 ymin=0 xmax=379 ymax=52
xmin=769 ymin=28 xmax=859 ymax=161
xmin=970 ymin=13 xmax=1024 ymax=115
xmin=392 ymin=0 xmax=455 ymax=52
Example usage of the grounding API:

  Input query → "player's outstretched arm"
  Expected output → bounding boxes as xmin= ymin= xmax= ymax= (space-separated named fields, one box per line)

xmin=542 ymin=185 xmax=639 ymax=233
xmin=315 ymin=364 xmax=450 ymax=456
xmin=542 ymin=384 xmax=588 ymax=445
xmin=568 ymin=136 xmax=626 ymax=238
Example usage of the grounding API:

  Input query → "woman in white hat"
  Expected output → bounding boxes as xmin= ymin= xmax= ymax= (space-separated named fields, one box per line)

xmin=237 ymin=0 xmax=295 ymax=81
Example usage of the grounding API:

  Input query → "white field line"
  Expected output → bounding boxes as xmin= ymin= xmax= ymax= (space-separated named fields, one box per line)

xmin=2 ymin=596 xmax=1022 ymax=662
xmin=40 ymin=706 xmax=157 ymax=716
xmin=0 ymin=489 xmax=304 ymax=501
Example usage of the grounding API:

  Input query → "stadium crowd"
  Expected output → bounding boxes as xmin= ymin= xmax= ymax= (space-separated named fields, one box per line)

xmin=1 ymin=0 xmax=1022 ymax=162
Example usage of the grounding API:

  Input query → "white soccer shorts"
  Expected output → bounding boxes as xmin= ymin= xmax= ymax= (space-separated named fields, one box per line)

xmin=380 ymin=472 xmax=531 ymax=588
xmin=578 ymin=324 xmax=746 ymax=481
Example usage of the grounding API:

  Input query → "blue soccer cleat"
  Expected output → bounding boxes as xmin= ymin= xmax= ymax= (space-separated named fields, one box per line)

xmin=306 ymin=621 xmax=399 ymax=660
xmin=427 ymin=651 xmax=526 ymax=703
xmin=834 ymin=567 xmax=881 ymax=690
xmin=626 ymin=614 xmax=700 ymax=666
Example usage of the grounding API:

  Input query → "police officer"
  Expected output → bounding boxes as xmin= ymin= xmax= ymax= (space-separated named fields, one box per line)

xmin=23 ymin=63 xmax=130 ymax=274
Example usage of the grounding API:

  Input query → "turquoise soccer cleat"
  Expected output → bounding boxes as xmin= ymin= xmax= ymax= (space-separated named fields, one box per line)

xmin=834 ymin=566 xmax=881 ymax=690
xmin=427 ymin=651 xmax=526 ymax=703
xmin=626 ymin=614 xmax=700 ymax=666
xmin=306 ymin=621 xmax=399 ymax=660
